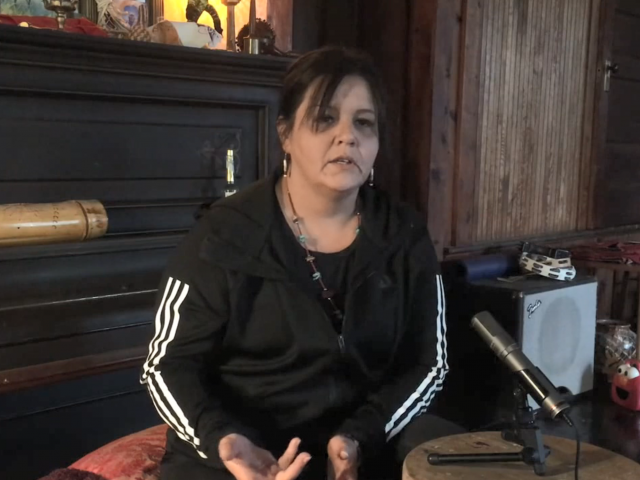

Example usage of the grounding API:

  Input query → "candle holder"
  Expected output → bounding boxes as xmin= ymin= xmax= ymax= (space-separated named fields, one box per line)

xmin=236 ymin=18 xmax=277 ymax=55
xmin=243 ymin=0 xmax=260 ymax=54
xmin=43 ymin=0 xmax=79 ymax=30
xmin=221 ymin=0 xmax=242 ymax=52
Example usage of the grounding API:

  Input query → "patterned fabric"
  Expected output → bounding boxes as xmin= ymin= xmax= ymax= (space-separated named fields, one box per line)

xmin=69 ymin=424 xmax=168 ymax=480
xmin=570 ymin=242 xmax=640 ymax=265
xmin=39 ymin=469 xmax=108 ymax=480
xmin=128 ymin=25 xmax=152 ymax=42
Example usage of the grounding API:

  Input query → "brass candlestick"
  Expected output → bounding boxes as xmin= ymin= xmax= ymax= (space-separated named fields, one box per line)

xmin=243 ymin=0 xmax=260 ymax=54
xmin=43 ymin=0 xmax=79 ymax=30
xmin=221 ymin=0 xmax=242 ymax=52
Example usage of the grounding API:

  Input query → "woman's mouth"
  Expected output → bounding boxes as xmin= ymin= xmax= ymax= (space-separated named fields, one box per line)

xmin=328 ymin=157 xmax=358 ymax=169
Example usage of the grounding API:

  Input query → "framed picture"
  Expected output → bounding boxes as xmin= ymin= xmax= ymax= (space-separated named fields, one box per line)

xmin=0 ymin=0 xmax=55 ymax=16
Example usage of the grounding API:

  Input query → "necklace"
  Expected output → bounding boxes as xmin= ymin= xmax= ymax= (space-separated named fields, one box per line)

xmin=284 ymin=179 xmax=361 ymax=326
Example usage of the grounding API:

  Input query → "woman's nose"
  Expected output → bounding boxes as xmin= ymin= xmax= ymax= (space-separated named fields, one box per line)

xmin=335 ymin=122 xmax=357 ymax=146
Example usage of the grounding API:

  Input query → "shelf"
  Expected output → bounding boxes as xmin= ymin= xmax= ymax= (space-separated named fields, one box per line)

xmin=0 ymin=231 xmax=185 ymax=262
xmin=0 ymin=24 xmax=293 ymax=88
xmin=0 ymin=346 xmax=148 ymax=393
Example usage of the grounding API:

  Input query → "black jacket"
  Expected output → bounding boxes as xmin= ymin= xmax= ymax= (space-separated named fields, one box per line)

xmin=140 ymin=169 xmax=448 ymax=467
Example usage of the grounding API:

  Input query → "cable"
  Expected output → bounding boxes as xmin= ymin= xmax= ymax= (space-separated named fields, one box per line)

xmin=562 ymin=412 xmax=580 ymax=480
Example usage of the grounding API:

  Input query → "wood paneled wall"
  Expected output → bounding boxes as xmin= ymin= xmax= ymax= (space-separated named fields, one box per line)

xmin=454 ymin=0 xmax=601 ymax=247
xmin=268 ymin=0 xmax=293 ymax=51
xmin=330 ymin=0 xmax=640 ymax=257
xmin=470 ymin=0 xmax=597 ymax=243
xmin=392 ymin=0 xmax=605 ymax=257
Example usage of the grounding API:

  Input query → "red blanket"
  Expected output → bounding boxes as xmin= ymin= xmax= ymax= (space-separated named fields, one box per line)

xmin=0 ymin=15 xmax=108 ymax=37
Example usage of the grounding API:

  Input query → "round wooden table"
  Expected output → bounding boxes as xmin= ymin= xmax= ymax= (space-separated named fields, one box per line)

xmin=402 ymin=431 xmax=640 ymax=480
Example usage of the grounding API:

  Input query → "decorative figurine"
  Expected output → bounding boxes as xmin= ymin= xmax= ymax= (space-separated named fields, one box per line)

xmin=185 ymin=0 xmax=223 ymax=35
xmin=611 ymin=359 xmax=640 ymax=411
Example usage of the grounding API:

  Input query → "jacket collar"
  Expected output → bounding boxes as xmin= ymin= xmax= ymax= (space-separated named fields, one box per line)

xmin=198 ymin=167 xmax=419 ymax=283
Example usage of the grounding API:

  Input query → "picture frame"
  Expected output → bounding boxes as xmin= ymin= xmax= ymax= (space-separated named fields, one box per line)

xmin=0 ymin=0 xmax=55 ymax=16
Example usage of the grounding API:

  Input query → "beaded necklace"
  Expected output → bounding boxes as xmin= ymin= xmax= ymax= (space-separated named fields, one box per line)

xmin=284 ymin=178 xmax=361 ymax=327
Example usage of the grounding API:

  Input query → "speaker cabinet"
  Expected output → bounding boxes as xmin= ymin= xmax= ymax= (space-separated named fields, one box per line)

xmin=439 ymin=275 xmax=597 ymax=430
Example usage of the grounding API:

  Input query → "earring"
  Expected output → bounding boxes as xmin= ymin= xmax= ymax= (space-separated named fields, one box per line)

xmin=283 ymin=153 xmax=291 ymax=177
xmin=368 ymin=168 xmax=374 ymax=187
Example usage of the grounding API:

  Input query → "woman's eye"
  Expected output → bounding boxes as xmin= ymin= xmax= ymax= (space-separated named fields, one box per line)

xmin=318 ymin=115 xmax=335 ymax=125
xmin=356 ymin=118 xmax=375 ymax=128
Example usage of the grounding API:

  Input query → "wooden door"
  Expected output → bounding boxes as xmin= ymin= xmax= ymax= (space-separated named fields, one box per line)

xmin=595 ymin=0 xmax=640 ymax=228
xmin=439 ymin=0 xmax=602 ymax=255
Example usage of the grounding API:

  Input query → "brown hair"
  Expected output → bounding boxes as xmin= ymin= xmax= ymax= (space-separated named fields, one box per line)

xmin=277 ymin=46 xmax=388 ymax=155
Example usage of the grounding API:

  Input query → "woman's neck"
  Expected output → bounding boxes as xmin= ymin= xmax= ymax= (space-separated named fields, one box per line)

xmin=277 ymin=175 xmax=360 ymax=253
xmin=282 ymin=175 xmax=358 ymax=224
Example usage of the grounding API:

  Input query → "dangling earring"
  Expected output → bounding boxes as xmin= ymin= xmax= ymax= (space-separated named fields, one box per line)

xmin=283 ymin=153 xmax=291 ymax=177
xmin=368 ymin=168 xmax=375 ymax=187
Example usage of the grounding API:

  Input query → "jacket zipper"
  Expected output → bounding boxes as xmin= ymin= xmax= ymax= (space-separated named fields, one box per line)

xmin=338 ymin=271 xmax=375 ymax=355
xmin=336 ymin=271 xmax=376 ymax=355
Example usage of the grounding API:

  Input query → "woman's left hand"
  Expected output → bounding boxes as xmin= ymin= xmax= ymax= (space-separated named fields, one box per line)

xmin=327 ymin=435 xmax=359 ymax=480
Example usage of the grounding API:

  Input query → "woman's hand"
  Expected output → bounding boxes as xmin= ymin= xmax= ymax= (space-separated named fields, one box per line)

xmin=219 ymin=434 xmax=311 ymax=480
xmin=327 ymin=435 xmax=359 ymax=480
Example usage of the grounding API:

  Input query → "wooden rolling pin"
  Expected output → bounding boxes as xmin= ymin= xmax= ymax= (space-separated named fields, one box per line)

xmin=0 ymin=200 xmax=108 ymax=247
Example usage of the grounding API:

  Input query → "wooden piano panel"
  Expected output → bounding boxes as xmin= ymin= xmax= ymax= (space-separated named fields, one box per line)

xmin=0 ymin=25 xmax=291 ymax=479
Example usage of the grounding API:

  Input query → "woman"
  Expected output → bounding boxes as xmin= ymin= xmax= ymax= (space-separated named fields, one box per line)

xmin=141 ymin=46 xmax=463 ymax=480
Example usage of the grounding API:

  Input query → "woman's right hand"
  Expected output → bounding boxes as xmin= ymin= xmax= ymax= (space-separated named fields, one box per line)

xmin=219 ymin=434 xmax=311 ymax=480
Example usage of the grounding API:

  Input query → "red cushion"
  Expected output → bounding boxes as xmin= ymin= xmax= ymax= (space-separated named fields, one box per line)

xmin=69 ymin=424 xmax=168 ymax=480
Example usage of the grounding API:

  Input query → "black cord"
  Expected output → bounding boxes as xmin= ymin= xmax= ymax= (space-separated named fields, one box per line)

xmin=562 ymin=412 xmax=580 ymax=480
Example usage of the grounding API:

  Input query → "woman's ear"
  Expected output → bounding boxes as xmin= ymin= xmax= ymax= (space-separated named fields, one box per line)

xmin=276 ymin=117 xmax=291 ymax=152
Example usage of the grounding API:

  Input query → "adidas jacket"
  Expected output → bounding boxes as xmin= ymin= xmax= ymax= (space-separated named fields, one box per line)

xmin=140 ymin=169 xmax=448 ymax=468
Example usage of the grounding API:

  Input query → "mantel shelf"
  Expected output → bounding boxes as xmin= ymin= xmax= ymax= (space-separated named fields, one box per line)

xmin=0 ymin=24 xmax=294 ymax=87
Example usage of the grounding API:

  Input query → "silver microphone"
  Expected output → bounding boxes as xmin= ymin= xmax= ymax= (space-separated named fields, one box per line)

xmin=471 ymin=311 xmax=570 ymax=419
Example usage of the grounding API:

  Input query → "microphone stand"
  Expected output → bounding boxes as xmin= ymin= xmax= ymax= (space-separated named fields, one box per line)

xmin=427 ymin=385 xmax=551 ymax=476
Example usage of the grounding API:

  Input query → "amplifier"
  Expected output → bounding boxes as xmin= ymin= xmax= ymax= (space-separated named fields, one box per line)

xmin=437 ymin=274 xmax=597 ymax=430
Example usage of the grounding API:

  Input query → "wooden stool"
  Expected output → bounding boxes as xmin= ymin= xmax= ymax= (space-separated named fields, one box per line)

xmin=402 ymin=431 xmax=640 ymax=480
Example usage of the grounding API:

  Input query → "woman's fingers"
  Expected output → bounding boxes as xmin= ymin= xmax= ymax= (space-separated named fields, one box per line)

xmin=218 ymin=436 xmax=240 ymax=462
xmin=277 ymin=437 xmax=301 ymax=469
xmin=278 ymin=452 xmax=312 ymax=480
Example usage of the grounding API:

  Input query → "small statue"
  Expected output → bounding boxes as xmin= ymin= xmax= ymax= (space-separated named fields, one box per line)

xmin=185 ymin=0 xmax=223 ymax=35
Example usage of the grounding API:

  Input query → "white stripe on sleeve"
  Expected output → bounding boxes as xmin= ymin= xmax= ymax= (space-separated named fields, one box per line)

xmin=142 ymin=277 xmax=179 ymax=379
xmin=384 ymin=274 xmax=447 ymax=440
xmin=141 ymin=277 xmax=208 ymax=458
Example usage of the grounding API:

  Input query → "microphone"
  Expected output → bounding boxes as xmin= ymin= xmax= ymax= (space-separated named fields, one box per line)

xmin=471 ymin=311 xmax=571 ymax=421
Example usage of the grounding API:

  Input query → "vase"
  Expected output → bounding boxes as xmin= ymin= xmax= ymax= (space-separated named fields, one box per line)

xmin=595 ymin=319 xmax=637 ymax=381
